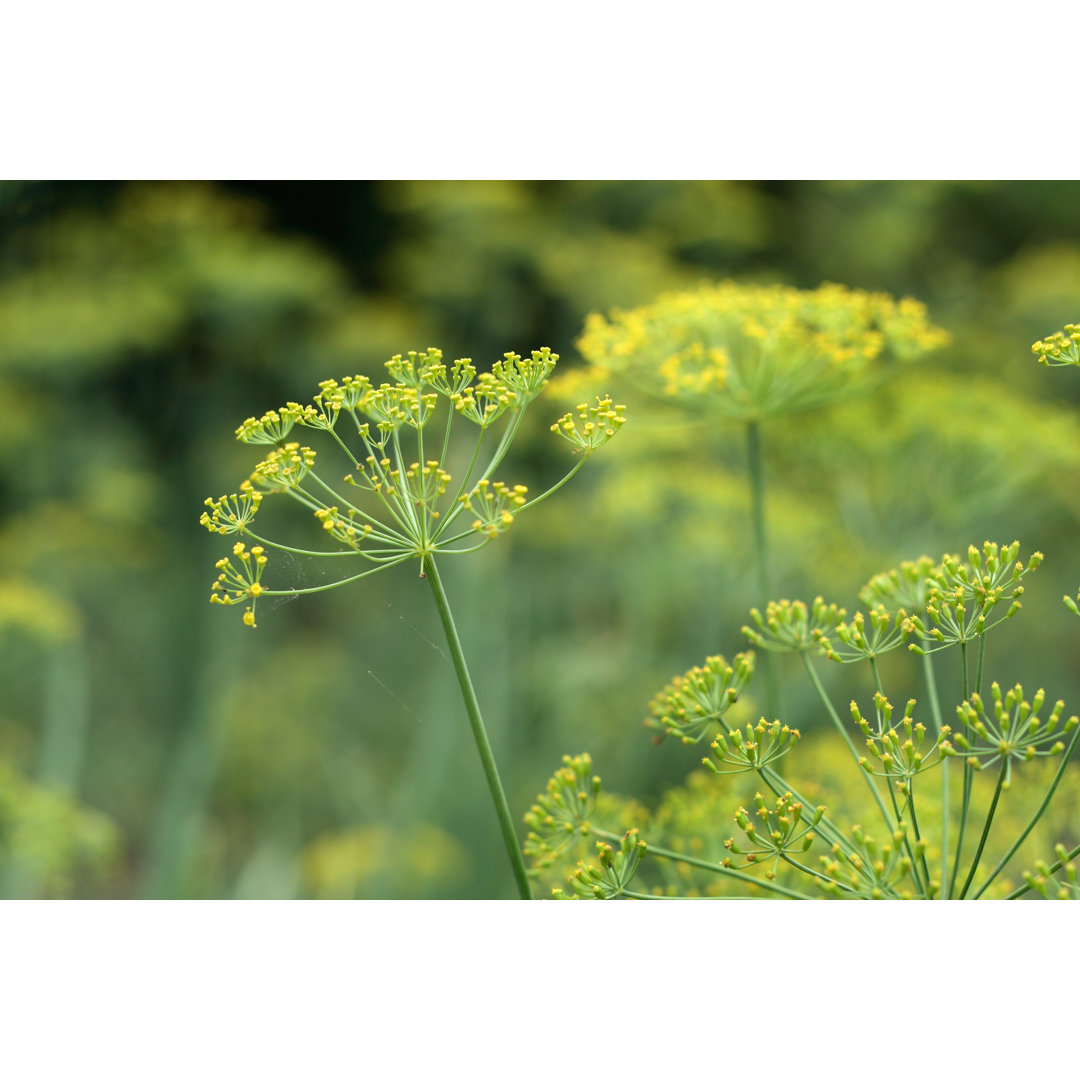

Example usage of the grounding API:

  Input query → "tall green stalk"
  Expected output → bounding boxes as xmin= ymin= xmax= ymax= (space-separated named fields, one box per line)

xmin=920 ymin=651 xmax=948 ymax=898
xmin=423 ymin=553 xmax=531 ymax=900
xmin=746 ymin=420 xmax=780 ymax=721
xmin=948 ymin=641 xmax=973 ymax=898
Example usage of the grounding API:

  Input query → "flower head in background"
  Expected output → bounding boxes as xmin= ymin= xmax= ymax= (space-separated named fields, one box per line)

xmin=576 ymin=280 xmax=949 ymax=422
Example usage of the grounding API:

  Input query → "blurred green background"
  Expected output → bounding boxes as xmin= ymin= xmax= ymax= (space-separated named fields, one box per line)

xmin=2 ymin=180 xmax=1079 ymax=899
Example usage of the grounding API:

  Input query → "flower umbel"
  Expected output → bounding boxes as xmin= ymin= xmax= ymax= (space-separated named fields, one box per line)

xmin=523 ymin=753 xmax=602 ymax=872
xmin=203 ymin=348 xmax=626 ymax=627
xmin=644 ymin=651 xmax=755 ymax=744
xmin=577 ymin=280 xmax=950 ymax=421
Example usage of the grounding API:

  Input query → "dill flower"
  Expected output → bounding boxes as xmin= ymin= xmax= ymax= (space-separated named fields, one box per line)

xmin=577 ymin=280 xmax=950 ymax=421
xmin=1032 ymin=323 xmax=1080 ymax=368
xmin=203 ymin=347 xmax=627 ymax=629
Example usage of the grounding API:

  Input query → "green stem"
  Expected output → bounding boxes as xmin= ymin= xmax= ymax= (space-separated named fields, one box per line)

xmin=905 ymin=784 xmax=933 ymax=895
xmin=746 ymin=420 xmax=780 ymax=720
xmin=779 ymin=852 xmax=853 ymax=891
xmin=422 ymin=553 xmax=531 ymax=899
xmin=921 ymin=651 xmax=949 ymax=899
xmin=801 ymin=653 xmax=896 ymax=836
xmin=973 ymin=720 xmax=1080 ymax=898
xmin=949 ymin=643 xmax=974 ymax=898
xmin=957 ymin=758 xmax=1008 ymax=899
xmin=592 ymin=830 xmax=813 ymax=899
xmin=886 ymin=776 xmax=928 ymax=897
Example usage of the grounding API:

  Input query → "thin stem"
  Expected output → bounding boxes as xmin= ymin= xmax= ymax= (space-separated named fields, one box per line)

xmin=261 ymin=557 xmax=411 ymax=596
xmin=973 ymin=720 xmax=1080 ymax=898
xmin=949 ymin=643 xmax=973 ymax=899
xmin=921 ymin=650 xmax=949 ymax=898
xmin=746 ymin=419 xmax=780 ymax=720
xmin=958 ymin=758 xmax=1008 ymax=899
xmin=905 ymin=784 xmax=933 ymax=895
xmin=515 ymin=457 xmax=588 ymax=516
xmin=779 ymin=852 xmax=854 ymax=891
xmin=886 ymin=776 xmax=928 ymax=897
xmin=422 ymin=553 xmax=531 ymax=900
xmin=592 ymin=830 xmax=813 ymax=900
xmin=801 ymin=652 xmax=896 ymax=836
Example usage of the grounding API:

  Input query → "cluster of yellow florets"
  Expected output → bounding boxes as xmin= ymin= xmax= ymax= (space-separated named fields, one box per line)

xmin=1032 ymin=324 xmax=1080 ymax=367
xmin=549 ymin=396 xmax=627 ymax=454
xmin=577 ymin=280 xmax=950 ymax=420
xmin=200 ymin=489 xmax=263 ymax=535
xmin=461 ymin=479 xmax=528 ymax=537
xmin=209 ymin=542 xmax=268 ymax=628
xmin=250 ymin=443 xmax=317 ymax=490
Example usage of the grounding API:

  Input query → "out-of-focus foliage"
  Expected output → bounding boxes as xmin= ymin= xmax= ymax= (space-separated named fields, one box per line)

xmin=2 ymin=179 xmax=1080 ymax=898
xmin=0 ymin=757 xmax=120 ymax=896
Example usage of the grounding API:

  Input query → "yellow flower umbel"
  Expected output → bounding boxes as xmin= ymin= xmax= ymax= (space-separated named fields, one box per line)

xmin=202 ymin=346 xmax=627 ymax=630
xmin=577 ymin=280 xmax=949 ymax=422
xmin=1032 ymin=323 xmax=1080 ymax=368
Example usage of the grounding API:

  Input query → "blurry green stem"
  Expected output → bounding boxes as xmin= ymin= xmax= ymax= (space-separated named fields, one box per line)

xmin=422 ymin=553 xmax=531 ymax=900
xmin=38 ymin=637 xmax=90 ymax=791
xmin=746 ymin=420 xmax=780 ymax=720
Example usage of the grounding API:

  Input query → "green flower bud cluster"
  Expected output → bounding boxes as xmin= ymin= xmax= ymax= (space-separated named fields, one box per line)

xmin=818 ymin=823 xmax=923 ymax=899
xmin=204 ymin=348 xmax=627 ymax=627
xmin=859 ymin=556 xmax=937 ymax=613
xmin=1022 ymin=844 xmax=1080 ymax=899
xmin=704 ymin=718 xmax=800 ymax=774
xmin=1031 ymin=323 xmax=1080 ymax=368
xmin=1064 ymin=588 xmax=1080 ymax=619
xmin=823 ymin=605 xmax=911 ymax=663
xmin=946 ymin=682 xmax=1077 ymax=785
xmin=644 ymin=651 xmax=755 ymax=744
xmin=576 ymin=280 xmax=949 ymax=422
xmin=742 ymin=597 xmax=844 ymax=654
xmin=850 ymin=693 xmax=946 ymax=787
xmin=523 ymin=753 xmax=601 ymax=872
xmin=889 ymin=542 xmax=1041 ymax=654
xmin=723 ymin=791 xmax=822 ymax=879
xmin=553 ymin=829 xmax=646 ymax=899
